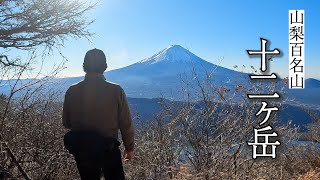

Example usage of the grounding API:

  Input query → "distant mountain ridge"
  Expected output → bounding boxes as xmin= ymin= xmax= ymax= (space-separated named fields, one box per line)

xmin=128 ymin=97 xmax=319 ymax=131
xmin=305 ymin=78 xmax=320 ymax=88
xmin=0 ymin=45 xmax=319 ymax=105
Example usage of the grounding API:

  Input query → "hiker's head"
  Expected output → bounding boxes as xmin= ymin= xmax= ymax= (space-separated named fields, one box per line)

xmin=83 ymin=48 xmax=107 ymax=74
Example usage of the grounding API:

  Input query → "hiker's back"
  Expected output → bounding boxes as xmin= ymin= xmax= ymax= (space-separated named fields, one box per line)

xmin=62 ymin=48 xmax=134 ymax=180
xmin=66 ymin=74 xmax=123 ymax=138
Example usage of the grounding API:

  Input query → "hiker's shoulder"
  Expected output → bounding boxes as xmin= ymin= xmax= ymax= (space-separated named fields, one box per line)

xmin=104 ymin=81 xmax=123 ymax=91
xmin=66 ymin=81 xmax=85 ymax=92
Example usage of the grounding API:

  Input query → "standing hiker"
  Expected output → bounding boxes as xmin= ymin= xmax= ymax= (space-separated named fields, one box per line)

xmin=62 ymin=48 xmax=134 ymax=180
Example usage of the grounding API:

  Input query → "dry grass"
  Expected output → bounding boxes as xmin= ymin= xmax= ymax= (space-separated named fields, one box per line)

xmin=1 ymin=67 xmax=320 ymax=179
xmin=298 ymin=168 xmax=320 ymax=180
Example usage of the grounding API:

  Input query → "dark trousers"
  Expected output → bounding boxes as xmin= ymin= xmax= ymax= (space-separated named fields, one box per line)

xmin=64 ymin=131 xmax=125 ymax=180
xmin=74 ymin=147 xmax=125 ymax=180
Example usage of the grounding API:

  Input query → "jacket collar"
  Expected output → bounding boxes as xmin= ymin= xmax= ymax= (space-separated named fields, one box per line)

xmin=84 ymin=73 xmax=106 ymax=81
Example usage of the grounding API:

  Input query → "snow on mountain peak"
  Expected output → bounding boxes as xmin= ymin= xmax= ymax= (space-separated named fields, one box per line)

xmin=139 ymin=45 xmax=200 ymax=64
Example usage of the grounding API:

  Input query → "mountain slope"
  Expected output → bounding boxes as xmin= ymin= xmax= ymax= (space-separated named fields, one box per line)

xmin=105 ymin=45 xmax=248 ymax=99
xmin=305 ymin=78 xmax=320 ymax=88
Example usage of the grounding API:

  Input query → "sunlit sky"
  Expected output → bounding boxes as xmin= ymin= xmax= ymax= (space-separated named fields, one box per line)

xmin=46 ymin=0 xmax=319 ymax=79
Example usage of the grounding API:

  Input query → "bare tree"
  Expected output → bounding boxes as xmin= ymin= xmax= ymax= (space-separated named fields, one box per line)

xmin=0 ymin=0 xmax=94 ymax=67
xmin=0 ymin=0 xmax=95 ymax=178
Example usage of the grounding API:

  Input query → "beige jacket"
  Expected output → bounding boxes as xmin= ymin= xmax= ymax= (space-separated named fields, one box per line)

xmin=62 ymin=73 xmax=134 ymax=151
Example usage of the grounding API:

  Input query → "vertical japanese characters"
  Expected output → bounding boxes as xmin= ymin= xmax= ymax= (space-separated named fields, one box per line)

xmin=289 ymin=10 xmax=305 ymax=89
xmin=247 ymin=38 xmax=281 ymax=159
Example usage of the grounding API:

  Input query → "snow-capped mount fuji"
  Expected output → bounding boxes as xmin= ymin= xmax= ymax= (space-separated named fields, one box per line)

xmin=111 ymin=45 xmax=239 ymax=75
xmin=139 ymin=45 xmax=199 ymax=64
xmin=105 ymin=45 xmax=247 ymax=99
xmin=107 ymin=45 xmax=243 ymax=76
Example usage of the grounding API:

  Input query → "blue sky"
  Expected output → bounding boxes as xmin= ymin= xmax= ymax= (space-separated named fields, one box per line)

xmin=53 ymin=0 xmax=319 ymax=79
